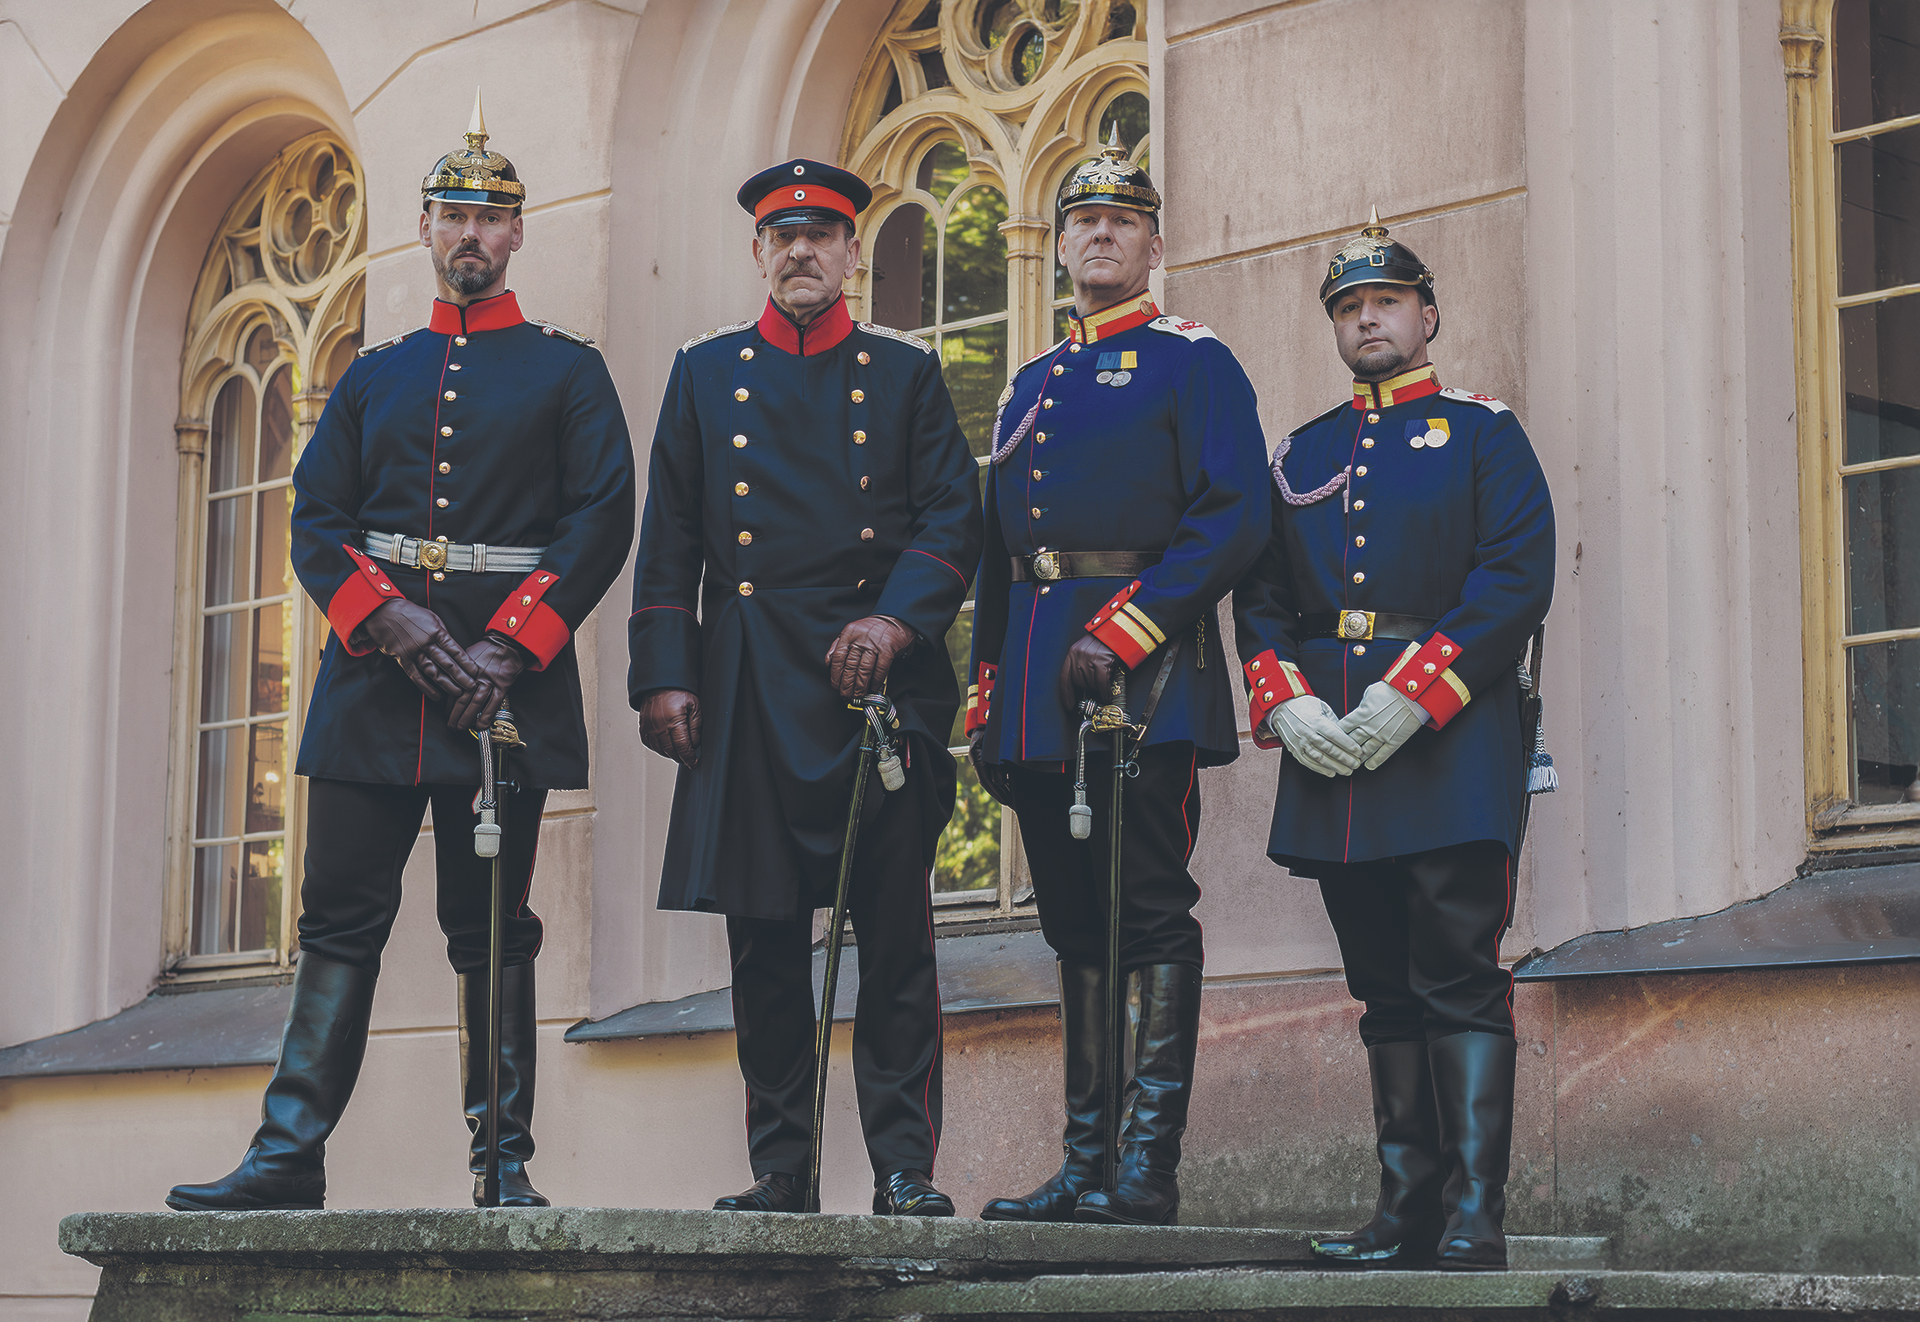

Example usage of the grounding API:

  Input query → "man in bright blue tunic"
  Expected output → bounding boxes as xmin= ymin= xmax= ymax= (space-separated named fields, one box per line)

xmin=966 ymin=137 xmax=1271 ymax=1227
xmin=1233 ymin=212 xmax=1555 ymax=1271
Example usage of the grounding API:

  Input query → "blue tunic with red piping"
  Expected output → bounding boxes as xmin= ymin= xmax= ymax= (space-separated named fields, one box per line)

xmin=1230 ymin=365 xmax=1555 ymax=869
xmin=965 ymin=297 xmax=1271 ymax=768
xmin=628 ymin=296 xmax=983 ymax=919
xmin=291 ymin=291 xmax=636 ymax=789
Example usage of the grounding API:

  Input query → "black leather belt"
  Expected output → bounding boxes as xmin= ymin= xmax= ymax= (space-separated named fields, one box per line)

xmin=1011 ymin=551 xmax=1161 ymax=583
xmin=1300 ymin=610 xmax=1438 ymax=642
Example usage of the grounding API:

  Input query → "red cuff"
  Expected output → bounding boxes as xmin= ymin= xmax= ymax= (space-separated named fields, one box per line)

xmin=330 ymin=544 xmax=406 ymax=654
xmin=486 ymin=570 xmax=569 ymax=670
xmin=1245 ymin=649 xmax=1311 ymax=749
xmin=1084 ymin=579 xmax=1165 ymax=669
xmin=1381 ymin=632 xmax=1470 ymax=729
xmin=964 ymin=662 xmax=997 ymax=737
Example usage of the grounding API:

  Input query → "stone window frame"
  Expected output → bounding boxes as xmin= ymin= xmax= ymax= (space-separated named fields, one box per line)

xmin=839 ymin=0 xmax=1149 ymax=920
xmin=165 ymin=132 xmax=366 ymax=977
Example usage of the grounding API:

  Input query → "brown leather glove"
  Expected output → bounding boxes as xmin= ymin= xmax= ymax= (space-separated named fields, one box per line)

xmin=638 ymin=688 xmax=701 ymax=769
xmin=1058 ymin=633 xmax=1124 ymax=712
xmin=968 ymin=729 xmax=1016 ymax=806
xmin=825 ymin=615 xmax=916 ymax=700
xmin=356 ymin=598 xmax=487 ymax=704
xmin=447 ymin=636 xmax=529 ymax=732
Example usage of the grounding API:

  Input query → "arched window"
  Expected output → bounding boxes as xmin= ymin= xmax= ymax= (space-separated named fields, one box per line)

xmin=169 ymin=133 xmax=365 ymax=971
xmin=844 ymin=0 xmax=1149 ymax=909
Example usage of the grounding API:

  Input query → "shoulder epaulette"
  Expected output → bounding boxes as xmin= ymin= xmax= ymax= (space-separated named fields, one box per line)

xmin=857 ymin=322 xmax=934 ymax=354
xmin=1147 ymin=314 xmax=1218 ymax=343
xmin=1014 ymin=339 xmax=1067 ymax=375
xmin=1286 ymin=402 xmax=1350 ymax=440
xmin=681 ymin=321 xmax=754 ymax=353
xmin=357 ymin=328 xmax=421 ymax=358
xmin=532 ymin=320 xmax=596 ymax=346
xmin=1438 ymin=386 xmax=1511 ymax=416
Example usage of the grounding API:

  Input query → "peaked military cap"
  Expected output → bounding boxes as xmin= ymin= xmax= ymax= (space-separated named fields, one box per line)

xmin=1320 ymin=207 xmax=1436 ymax=310
xmin=738 ymin=159 xmax=872 ymax=230
xmin=1058 ymin=125 xmax=1160 ymax=216
xmin=422 ymin=89 xmax=526 ymax=210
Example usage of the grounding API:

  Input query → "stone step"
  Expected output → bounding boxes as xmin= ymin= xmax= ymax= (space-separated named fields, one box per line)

xmin=58 ymin=1208 xmax=1918 ymax=1321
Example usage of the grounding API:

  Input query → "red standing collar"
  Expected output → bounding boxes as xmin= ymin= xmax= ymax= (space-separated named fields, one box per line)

xmin=756 ymin=296 xmax=855 ymax=356
xmin=429 ymin=291 xmax=526 ymax=335
xmin=1351 ymin=364 xmax=1441 ymax=410
xmin=1069 ymin=294 xmax=1159 ymax=344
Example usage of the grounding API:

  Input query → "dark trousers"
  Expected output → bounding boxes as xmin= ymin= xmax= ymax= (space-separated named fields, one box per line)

xmin=726 ymin=766 xmax=944 ymax=1180
xmin=1316 ymin=839 xmax=1515 ymax=1047
xmin=298 ymin=778 xmax=548 ymax=975
xmin=1009 ymin=742 xmax=1204 ymax=971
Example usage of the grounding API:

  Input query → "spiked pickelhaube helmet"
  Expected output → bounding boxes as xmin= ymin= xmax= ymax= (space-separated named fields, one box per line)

xmin=1058 ymin=125 xmax=1161 ymax=218
xmin=422 ymin=89 xmax=526 ymax=210
xmin=1320 ymin=207 xmax=1438 ymax=338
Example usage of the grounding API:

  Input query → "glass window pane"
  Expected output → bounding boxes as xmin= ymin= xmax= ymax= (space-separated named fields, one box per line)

xmin=246 ymin=722 xmax=286 ymax=834
xmin=870 ymin=202 xmax=931 ymax=333
xmin=260 ymin=366 xmax=294 ymax=481
xmin=1102 ymin=91 xmax=1150 ymax=153
xmin=923 ymin=208 xmax=940 ymax=330
xmin=940 ymin=323 xmax=1009 ymax=458
xmin=1012 ymin=28 xmax=1044 ymax=83
xmin=1105 ymin=0 xmax=1138 ymax=42
xmin=252 ymin=603 xmax=288 ymax=715
xmin=1054 ymin=303 xmax=1075 ymax=345
xmin=196 ymin=726 xmax=246 ymax=840
xmin=918 ymin=140 xmax=969 ymax=204
xmin=207 ymin=376 xmax=256 ymax=492
xmin=255 ymin=484 xmax=292 ymax=599
xmin=934 ymin=756 xmax=1001 ymax=893
xmin=1836 ymin=124 xmax=1920 ymax=296
xmin=244 ymin=325 xmax=278 ymax=375
xmin=1833 ymin=0 xmax=1920 ymax=133
xmin=944 ymin=608 xmax=975 ymax=748
xmin=200 ymin=611 xmax=246 ymax=723
xmin=978 ymin=0 xmax=1017 ymax=51
xmin=1845 ymin=466 xmax=1920 ymax=635
xmin=1842 ymin=296 xmax=1920 ymax=464
xmin=204 ymin=495 xmax=249 ymax=607
xmin=192 ymin=843 xmax=237 ymax=955
xmin=944 ymin=186 xmax=1008 ymax=322
xmin=1849 ymin=637 xmax=1920 ymax=803
xmin=238 ymin=841 xmax=285 ymax=953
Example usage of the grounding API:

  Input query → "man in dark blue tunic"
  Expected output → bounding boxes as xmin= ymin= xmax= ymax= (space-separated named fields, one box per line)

xmin=629 ymin=160 xmax=982 ymax=1215
xmin=967 ymin=139 xmax=1272 ymax=1227
xmin=1233 ymin=213 xmax=1555 ymax=1270
xmin=168 ymin=99 xmax=636 ymax=1212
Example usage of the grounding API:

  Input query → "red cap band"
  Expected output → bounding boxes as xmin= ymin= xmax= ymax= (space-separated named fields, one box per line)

xmin=754 ymin=184 xmax=857 ymax=227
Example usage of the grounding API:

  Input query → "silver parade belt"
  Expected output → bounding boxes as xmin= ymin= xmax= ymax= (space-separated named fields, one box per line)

xmin=363 ymin=530 xmax=546 ymax=575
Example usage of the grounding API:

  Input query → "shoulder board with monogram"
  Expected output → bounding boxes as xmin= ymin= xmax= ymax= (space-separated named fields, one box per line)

xmin=857 ymin=322 xmax=934 ymax=354
xmin=1013 ymin=340 xmax=1067 ymax=378
xmin=681 ymin=321 xmax=754 ymax=353
xmin=357 ymin=328 xmax=421 ymax=357
xmin=1438 ymin=386 xmax=1511 ymax=415
xmin=532 ymin=320 xmax=596 ymax=346
xmin=1147 ymin=315 xmax=1217 ymax=343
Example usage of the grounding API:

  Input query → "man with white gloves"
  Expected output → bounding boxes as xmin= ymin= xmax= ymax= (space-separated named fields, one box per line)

xmin=1231 ymin=210 xmax=1554 ymax=1272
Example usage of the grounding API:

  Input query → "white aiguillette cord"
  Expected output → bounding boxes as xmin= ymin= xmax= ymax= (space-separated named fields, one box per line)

xmin=1270 ymin=431 xmax=1353 ymax=512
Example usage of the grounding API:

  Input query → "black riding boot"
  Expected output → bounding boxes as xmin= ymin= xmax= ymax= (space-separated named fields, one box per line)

xmin=982 ymin=960 xmax=1109 ymax=1222
xmin=460 ymin=962 xmax=549 ymax=1207
xmin=1074 ymin=963 xmax=1200 ymax=1227
xmin=166 ymin=953 xmax=377 ymax=1211
xmin=1430 ymin=1031 xmax=1515 ymax=1271
xmin=1311 ymin=1040 xmax=1445 ymax=1267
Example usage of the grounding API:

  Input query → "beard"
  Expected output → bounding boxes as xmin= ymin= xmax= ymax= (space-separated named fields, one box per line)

xmin=1351 ymin=341 xmax=1411 ymax=378
xmin=436 ymin=245 xmax=498 ymax=296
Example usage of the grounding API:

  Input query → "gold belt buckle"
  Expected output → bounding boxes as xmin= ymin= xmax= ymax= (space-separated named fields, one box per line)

xmin=1337 ymin=610 xmax=1374 ymax=641
xmin=1030 ymin=550 xmax=1060 ymax=582
xmin=418 ymin=540 xmax=449 ymax=572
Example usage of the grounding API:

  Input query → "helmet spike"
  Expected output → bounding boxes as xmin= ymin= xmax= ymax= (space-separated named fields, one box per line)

xmin=465 ymin=87 xmax=488 ymax=152
xmin=1362 ymin=204 xmax=1387 ymax=239
xmin=1105 ymin=121 xmax=1123 ymax=155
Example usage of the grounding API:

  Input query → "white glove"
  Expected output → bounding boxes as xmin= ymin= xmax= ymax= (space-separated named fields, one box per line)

xmin=1340 ymin=681 xmax=1428 ymax=770
xmin=1265 ymin=696 xmax=1364 ymax=778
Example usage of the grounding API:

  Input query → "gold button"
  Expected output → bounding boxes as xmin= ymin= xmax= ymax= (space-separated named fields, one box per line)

xmin=851 ymin=389 xmax=865 ymax=403
xmin=735 ymin=387 xmax=750 ymax=401
xmin=735 ymin=482 xmax=749 ymax=496
xmin=1423 ymin=662 xmax=1437 ymax=674
xmin=1352 ymin=571 xmax=1365 ymax=583
xmin=1031 ymin=507 xmax=1042 ymax=518
xmin=1036 ymin=432 xmax=1047 ymax=443
xmin=1040 ymin=585 xmax=1051 ymax=595
xmin=1353 ymin=644 xmax=1366 ymax=656
xmin=522 ymin=595 xmax=534 ymax=606
xmin=1052 ymin=365 xmax=1064 ymax=376
xmin=436 ymin=497 xmax=449 ymax=508
xmin=853 ymin=430 xmax=867 ymax=444
xmin=449 ymin=363 xmax=462 ymax=371
xmin=1354 ymin=499 xmax=1365 ymax=510
xmin=1069 ymin=343 xmax=1082 ymax=352
xmin=1362 ymin=438 xmax=1374 ymax=449
xmin=444 ymin=390 xmax=457 ymax=401
xmin=1406 ymin=680 xmax=1419 ymax=692
xmin=740 ymin=347 xmax=754 ymax=360
xmin=433 ymin=571 xmax=445 ymax=582
xmin=438 ymin=462 xmax=451 ymax=474
xmin=733 ymin=435 xmax=748 ymax=448
xmin=738 ymin=531 xmax=752 ymax=545
xmin=1366 ymin=412 xmax=1379 ymax=423
xmin=1356 ymin=465 xmax=1368 ymax=477
xmin=1033 ymin=469 xmax=1043 ymax=480
xmin=1354 ymin=535 xmax=1365 ymax=547
xmin=440 ymin=426 xmax=453 ymax=437
xmin=860 ymin=528 xmax=875 ymax=541
xmin=437 ymin=535 xmax=448 ymax=542
xmin=1258 ymin=677 xmax=1269 ymax=687
xmin=1441 ymin=645 xmax=1453 ymax=657
xmin=1042 ymin=398 xmax=1054 ymax=409
xmin=860 ymin=476 xmax=870 ymax=490
xmin=508 ymin=616 xmax=518 ymax=627
xmin=1250 ymin=660 xmax=1261 ymax=670
xmin=858 ymin=351 xmax=871 ymax=365
xmin=739 ymin=582 xmax=754 ymax=596
xmin=455 ymin=336 xmax=468 ymax=347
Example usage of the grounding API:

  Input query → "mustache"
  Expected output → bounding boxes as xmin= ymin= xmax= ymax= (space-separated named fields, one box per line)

xmin=779 ymin=259 xmax=824 ymax=280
